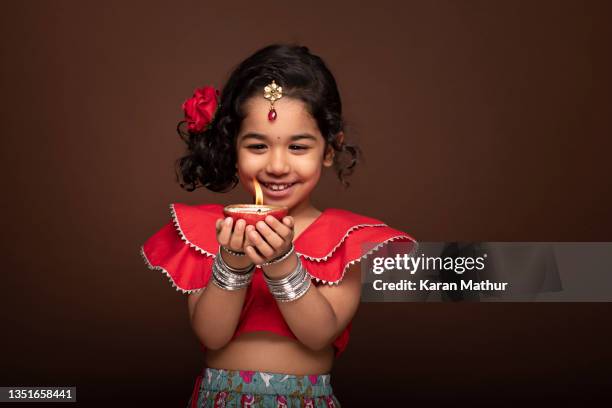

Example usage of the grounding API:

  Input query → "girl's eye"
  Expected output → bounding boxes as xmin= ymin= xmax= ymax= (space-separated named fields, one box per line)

xmin=289 ymin=145 xmax=309 ymax=151
xmin=246 ymin=144 xmax=267 ymax=150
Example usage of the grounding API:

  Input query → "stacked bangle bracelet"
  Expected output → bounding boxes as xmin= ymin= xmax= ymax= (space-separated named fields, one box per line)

xmin=263 ymin=256 xmax=311 ymax=302
xmin=213 ymin=243 xmax=311 ymax=301
xmin=212 ymin=249 xmax=254 ymax=291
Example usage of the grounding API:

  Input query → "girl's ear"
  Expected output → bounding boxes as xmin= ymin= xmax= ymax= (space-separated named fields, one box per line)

xmin=323 ymin=132 xmax=344 ymax=167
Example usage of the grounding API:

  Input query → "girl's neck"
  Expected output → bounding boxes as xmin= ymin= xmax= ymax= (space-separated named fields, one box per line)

xmin=289 ymin=199 xmax=323 ymax=242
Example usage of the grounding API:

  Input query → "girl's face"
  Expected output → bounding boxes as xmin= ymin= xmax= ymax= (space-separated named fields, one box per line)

xmin=236 ymin=96 xmax=333 ymax=212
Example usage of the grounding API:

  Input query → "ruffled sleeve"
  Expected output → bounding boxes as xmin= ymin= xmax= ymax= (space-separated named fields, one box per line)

xmin=140 ymin=203 xmax=224 ymax=294
xmin=294 ymin=208 xmax=417 ymax=357
xmin=295 ymin=209 xmax=418 ymax=285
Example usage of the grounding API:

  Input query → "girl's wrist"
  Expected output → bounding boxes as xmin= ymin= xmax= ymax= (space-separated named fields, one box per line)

xmin=262 ymin=252 xmax=298 ymax=280
xmin=220 ymin=250 xmax=253 ymax=270
xmin=263 ymin=255 xmax=311 ymax=302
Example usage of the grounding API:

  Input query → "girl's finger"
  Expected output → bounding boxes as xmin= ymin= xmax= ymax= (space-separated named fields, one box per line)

xmin=244 ymin=225 xmax=257 ymax=249
xmin=265 ymin=216 xmax=293 ymax=241
xmin=245 ymin=245 xmax=265 ymax=265
xmin=243 ymin=230 xmax=252 ymax=248
xmin=217 ymin=217 xmax=233 ymax=246
xmin=247 ymin=227 xmax=275 ymax=258
xmin=282 ymin=216 xmax=294 ymax=228
xmin=256 ymin=220 xmax=285 ymax=250
xmin=229 ymin=219 xmax=246 ymax=249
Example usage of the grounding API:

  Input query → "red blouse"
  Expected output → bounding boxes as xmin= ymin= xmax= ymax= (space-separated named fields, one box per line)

xmin=140 ymin=203 xmax=416 ymax=357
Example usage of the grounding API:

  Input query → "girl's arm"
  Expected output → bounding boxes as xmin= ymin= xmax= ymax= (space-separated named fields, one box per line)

xmin=274 ymin=259 xmax=361 ymax=351
xmin=187 ymin=266 xmax=246 ymax=350
xmin=245 ymin=218 xmax=362 ymax=352
xmin=188 ymin=218 xmax=252 ymax=350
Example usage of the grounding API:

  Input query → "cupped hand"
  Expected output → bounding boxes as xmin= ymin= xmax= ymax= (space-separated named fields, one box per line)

xmin=216 ymin=217 xmax=249 ymax=251
xmin=215 ymin=217 xmax=253 ymax=269
xmin=244 ymin=215 xmax=294 ymax=265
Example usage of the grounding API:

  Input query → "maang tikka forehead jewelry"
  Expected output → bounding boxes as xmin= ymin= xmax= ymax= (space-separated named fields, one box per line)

xmin=264 ymin=80 xmax=283 ymax=121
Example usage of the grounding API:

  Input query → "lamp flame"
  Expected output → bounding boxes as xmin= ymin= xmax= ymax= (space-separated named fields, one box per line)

xmin=253 ymin=178 xmax=263 ymax=205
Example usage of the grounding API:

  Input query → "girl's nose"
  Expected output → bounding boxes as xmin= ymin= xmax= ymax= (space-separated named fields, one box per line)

xmin=265 ymin=150 xmax=290 ymax=175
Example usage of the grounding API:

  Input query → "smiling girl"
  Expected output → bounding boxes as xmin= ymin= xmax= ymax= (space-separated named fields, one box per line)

xmin=141 ymin=44 xmax=416 ymax=408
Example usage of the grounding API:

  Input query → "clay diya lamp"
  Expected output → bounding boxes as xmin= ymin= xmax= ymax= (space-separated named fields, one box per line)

xmin=223 ymin=178 xmax=288 ymax=226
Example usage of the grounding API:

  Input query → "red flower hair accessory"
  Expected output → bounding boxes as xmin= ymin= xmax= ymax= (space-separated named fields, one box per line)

xmin=181 ymin=86 xmax=220 ymax=134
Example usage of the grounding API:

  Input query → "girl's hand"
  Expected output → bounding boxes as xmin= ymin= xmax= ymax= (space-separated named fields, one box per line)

xmin=244 ymin=216 xmax=294 ymax=266
xmin=216 ymin=217 xmax=252 ymax=269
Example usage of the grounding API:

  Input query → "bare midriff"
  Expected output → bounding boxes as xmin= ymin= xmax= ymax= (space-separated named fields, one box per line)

xmin=205 ymin=331 xmax=334 ymax=375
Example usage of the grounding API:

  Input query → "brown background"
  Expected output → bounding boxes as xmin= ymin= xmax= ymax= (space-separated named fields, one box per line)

xmin=2 ymin=0 xmax=611 ymax=406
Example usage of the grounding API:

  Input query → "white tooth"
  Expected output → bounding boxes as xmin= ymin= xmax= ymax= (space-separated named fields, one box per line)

xmin=267 ymin=183 xmax=292 ymax=191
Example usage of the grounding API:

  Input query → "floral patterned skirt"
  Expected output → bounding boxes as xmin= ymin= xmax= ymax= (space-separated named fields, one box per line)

xmin=187 ymin=367 xmax=341 ymax=408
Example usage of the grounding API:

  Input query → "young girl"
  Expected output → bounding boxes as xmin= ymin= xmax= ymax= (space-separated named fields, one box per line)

xmin=141 ymin=44 xmax=416 ymax=408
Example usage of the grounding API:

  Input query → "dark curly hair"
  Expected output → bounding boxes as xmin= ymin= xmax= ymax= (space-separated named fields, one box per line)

xmin=175 ymin=44 xmax=361 ymax=192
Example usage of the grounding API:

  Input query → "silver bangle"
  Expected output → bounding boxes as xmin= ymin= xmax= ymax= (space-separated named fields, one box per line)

xmin=263 ymin=256 xmax=311 ymax=302
xmin=212 ymin=249 xmax=254 ymax=291
xmin=221 ymin=246 xmax=246 ymax=257
xmin=261 ymin=243 xmax=295 ymax=266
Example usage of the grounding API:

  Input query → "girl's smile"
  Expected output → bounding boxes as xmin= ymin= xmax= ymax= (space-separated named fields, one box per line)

xmin=236 ymin=97 xmax=334 ymax=213
xmin=260 ymin=181 xmax=296 ymax=198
